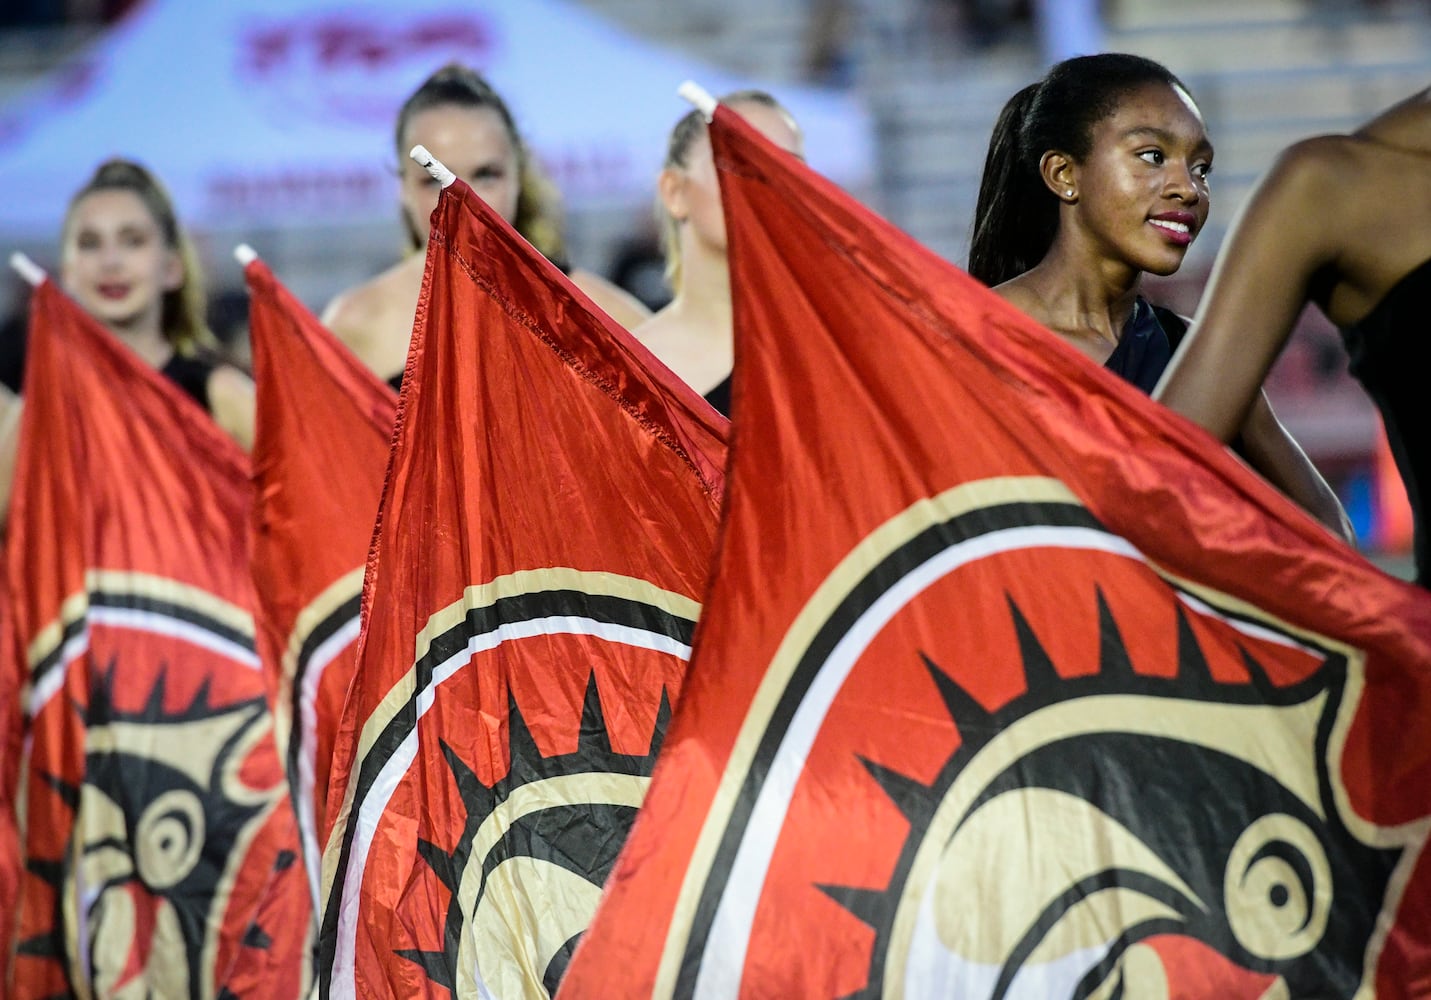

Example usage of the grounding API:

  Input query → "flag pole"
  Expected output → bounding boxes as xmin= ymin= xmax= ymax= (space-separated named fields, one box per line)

xmin=9 ymin=252 xmax=45 ymax=287
xmin=234 ymin=243 xmax=259 ymax=267
xmin=677 ymin=80 xmax=717 ymax=122
xmin=409 ymin=145 xmax=456 ymax=189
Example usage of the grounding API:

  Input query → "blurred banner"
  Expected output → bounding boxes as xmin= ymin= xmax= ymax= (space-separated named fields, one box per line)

xmin=0 ymin=0 xmax=874 ymax=236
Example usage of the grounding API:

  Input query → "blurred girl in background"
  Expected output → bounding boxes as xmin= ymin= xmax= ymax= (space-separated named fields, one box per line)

xmin=322 ymin=63 xmax=651 ymax=390
xmin=635 ymin=90 xmax=803 ymax=416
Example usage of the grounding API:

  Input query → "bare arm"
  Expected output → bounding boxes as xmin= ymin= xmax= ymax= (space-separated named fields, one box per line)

xmin=1155 ymin=138 xmax=1345 ymax=439
xmin=206 ymin=365 xmax=256 ymax=453
xmin=1237 ymin=389 xmax=1354 ymax=543
xmin=0 ymin=386 xmax=21 ymax=528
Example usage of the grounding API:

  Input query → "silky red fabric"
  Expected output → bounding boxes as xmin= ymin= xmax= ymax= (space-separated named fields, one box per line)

xmin=559 ymin=107 xmax=1431 ymax=999
xmin=4 ymin=281 xmax=311 ymax=998
xmin=0 ymin=572 xmax=21 ymax=992
xmin=318 ymin=178 xmax=727 ymax=998
xmin=245 ymin=257 xmax=397 ymax=896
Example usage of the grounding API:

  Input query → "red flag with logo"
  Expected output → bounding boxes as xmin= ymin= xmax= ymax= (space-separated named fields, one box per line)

xmin=319 ymin=175 xmax=728 ymax=999
xmin=558 ymin=106 xmax=1431 ymax=999
xmin=244 ymin=254 xmax=397 ymax=899
xmin=4 ymin=280 xmax=312 ymax=999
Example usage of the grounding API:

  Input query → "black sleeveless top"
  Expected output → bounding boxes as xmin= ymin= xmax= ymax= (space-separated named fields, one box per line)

xmin=1105 ymin=298 xmax=1185 ymax=394
xmin=161 ymin=353 xmax=217 ymax=414
xmin=1340 ymin=256 xmax=1430 ymax=588
xmin=387 ymin=371 xmax=404 ymax=395
xmin=703 ymin=375 xmax=732 ymax=417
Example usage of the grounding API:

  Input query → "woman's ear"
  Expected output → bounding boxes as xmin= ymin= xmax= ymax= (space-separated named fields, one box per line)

xmin=1039 ymin=150 xmax=1079 ymax=203
xmin=656 ymin=166 xmax=688 ymax=224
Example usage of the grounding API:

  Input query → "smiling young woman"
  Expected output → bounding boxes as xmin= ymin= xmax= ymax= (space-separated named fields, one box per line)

xmin=56 ymin=161 xmax=254 ymax=452
xmin=0 ymin=160 xmax=255 ymax=526
xmin=64 ymin=188 xmax=184 ymax=346
xmin=54 ymin=163 xmax=256 ymax=454
xmin=968 ymin=53 xmax=1351 ymax=541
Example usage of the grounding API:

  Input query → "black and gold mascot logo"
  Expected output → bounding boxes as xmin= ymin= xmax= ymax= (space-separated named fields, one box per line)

xmin=321 ymin=569 xmax=695 ymax=1000
xmin=668 ymin=478 xmax=1427 ymax=998
xmin=847 ymin=622 xmax=1401 ymax=997
xmin=27 ymin=663 xmax=281 ymax=1000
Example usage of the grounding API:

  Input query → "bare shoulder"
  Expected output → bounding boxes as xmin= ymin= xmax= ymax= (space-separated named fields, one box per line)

xmin=1229 ymin=135 xmax=1373 ymax=262
xmin=1263 ymin=135 xmax=1364 ymax=198
xmin=321 ymin=258 xmax=420 ymax=346
xmin=319 ymin=257 xmax=424 ymax=378
xmin=1265 ymin=132 xmax=1426 ymax=207
xmin=630 ymin=305 xmax=682 ymax=348
xmin=1353 ymin=85 xmax=1430 ymax=151
xmin=569 ymin=267 xmax=653 ymax=331
xmin=988 ymin=276 xmax=1049 ymax=325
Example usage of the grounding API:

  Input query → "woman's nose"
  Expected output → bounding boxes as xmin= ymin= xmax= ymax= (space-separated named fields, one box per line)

xmin=1166 ymin=164 xmax=1201 ymax=202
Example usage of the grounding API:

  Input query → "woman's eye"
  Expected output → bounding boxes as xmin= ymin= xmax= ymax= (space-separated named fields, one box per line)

xmin=472 ymin=167 xmax=504 ymax=184
xmin=1137 ymin=149 xmax=1165 ymax=166
xmin=1193 ymin=162 xmax=1213 ymax=180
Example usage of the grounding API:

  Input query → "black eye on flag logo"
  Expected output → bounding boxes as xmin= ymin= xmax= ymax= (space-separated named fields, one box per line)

xmin=851 ymin=620 xmax=1395 ymax=998
xmin=322 ymin=569 xmax=697 ymax=1000
xmin=665 ymin=477 xmax=1428 ymax=999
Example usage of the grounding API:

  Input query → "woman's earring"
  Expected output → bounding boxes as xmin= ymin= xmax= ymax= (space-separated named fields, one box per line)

xmin=1065 ymin=189 xmax=1075 ymax=198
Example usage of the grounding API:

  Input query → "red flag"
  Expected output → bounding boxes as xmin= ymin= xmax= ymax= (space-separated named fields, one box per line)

xmin=4 ymin=280 xmax=312 ymax=999
xmin=559 ymin=107 xmax=1431 ymax=998
xmin=245 ymin=255 xmax=397 ymax=899
xmin=319 ymin=176 xmax=728 ymax=998
xmin=0 ymin=570 xmax=22 ymax=991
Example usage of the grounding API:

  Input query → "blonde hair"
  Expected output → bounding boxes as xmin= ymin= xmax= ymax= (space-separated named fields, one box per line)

xmin=658 ymin=90 xmax=793 ymax=292
xmin=63 ymin=158 xmax=214 ymax=354
xmin=396 ymin=63 xmax=568 ymax=267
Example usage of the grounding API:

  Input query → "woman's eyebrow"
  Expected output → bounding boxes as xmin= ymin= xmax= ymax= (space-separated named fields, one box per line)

xmin=1121 ymin=125 xmax=1176 ymax=143
xmin=1123 ymin=124 xmax=1214 ymax=156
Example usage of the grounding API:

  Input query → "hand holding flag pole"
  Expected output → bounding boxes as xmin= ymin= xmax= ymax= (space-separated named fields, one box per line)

xmin=9 ymin=252 xmax=45 ymax=288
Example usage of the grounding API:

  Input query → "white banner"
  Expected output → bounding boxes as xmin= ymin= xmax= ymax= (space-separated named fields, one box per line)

xmin=0 ymin=0 xmax=874 ymax=233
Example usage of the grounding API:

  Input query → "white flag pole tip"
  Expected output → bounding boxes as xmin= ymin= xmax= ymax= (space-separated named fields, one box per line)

xmin=233 ymin=243 xmax=259 ymax=267
xmin=677 ymin=81 xmax=717 ymax=121
xmin=9 ymin=252 xmax=45 ymax=287
xmin=409 ymin=144 xmax=456 ymax=188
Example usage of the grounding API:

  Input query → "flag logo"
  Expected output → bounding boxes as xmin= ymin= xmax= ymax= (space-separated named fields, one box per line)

xmin=400 ymin=671 xmax=670 ymax=995
xmin=325 ymin=570 xmax=695 ymax=998
xmin=676 ymin=478 xmax=1426 ymax=998
xmin=25 ymin=661 xmax=283 ymax=999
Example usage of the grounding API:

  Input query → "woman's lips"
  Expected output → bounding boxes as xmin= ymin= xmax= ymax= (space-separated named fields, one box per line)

xmin=1149 ymin=212 xmax=1196 ymax=247
xmin=96 ymin=283 xmax=131 ymax=300
xmin=1149 ymin=218 xmax=1193 ymax=247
